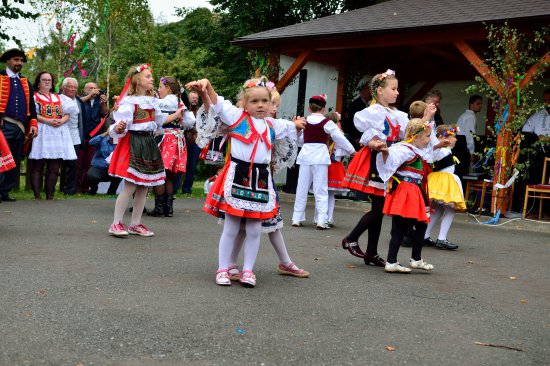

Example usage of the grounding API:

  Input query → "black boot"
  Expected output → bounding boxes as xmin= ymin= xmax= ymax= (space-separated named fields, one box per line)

xmin=147 ymin=194 xmax=165 ymax=217
xmin=164 ymin=194 xmax=174 ymax=217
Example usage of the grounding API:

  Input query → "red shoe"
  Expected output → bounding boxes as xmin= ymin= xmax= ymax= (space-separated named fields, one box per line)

xmin=341 ymin=238 xmax=365 ymax=258
xmin=363 ymin=253 xmax=386 ymax=267
xmin=239 ymin=270 xmax=256 ymax=287
xmin=109 ymin=221 xmax=128 ymax=237
xmin=128 ymin=224 xmax=154 ymax=237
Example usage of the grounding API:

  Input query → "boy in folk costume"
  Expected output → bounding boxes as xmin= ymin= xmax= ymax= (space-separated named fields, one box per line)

xmin=292 ymin=94 xmax=356 ymax=229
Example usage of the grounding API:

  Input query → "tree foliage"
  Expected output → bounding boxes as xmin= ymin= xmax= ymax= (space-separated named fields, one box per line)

xmin=465 ymin=23 xmax=549 ymax=177
xmin=0 ymin=0 xmax=39 ymax=47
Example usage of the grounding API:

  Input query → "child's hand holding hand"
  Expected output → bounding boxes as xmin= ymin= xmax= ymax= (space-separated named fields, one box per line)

xmin=114 ymin=121 xmax=126 ymax=134
xmin=423 ymin=103 xmax=437 ymax=121
xmin=293 ymin=116 xmax=307 ymax=130
xmin=186 ymin=79 xmax=210 ymax=94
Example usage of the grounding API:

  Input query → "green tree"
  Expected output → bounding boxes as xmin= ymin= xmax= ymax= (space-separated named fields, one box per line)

xmin=0 ymin=0 xmax=39 ymax=47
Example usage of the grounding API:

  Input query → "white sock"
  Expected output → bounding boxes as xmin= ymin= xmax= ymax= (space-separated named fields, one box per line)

xmin=113 ymin=181 xmax=136 ymax=224
xmin=242 ymin=219 xmax=262 ymax=272
xmin=268 ymin=229 xmax=292 ymax=265
xmin=218 ymin=214 xmax=241 ymax=270
xmin=425 ymin=202 xmax=443 ymax=239
xmin=130 ymin=186 xmax=148 ymax=226
xmin=438 ymin=205 xmax=456 ymax=240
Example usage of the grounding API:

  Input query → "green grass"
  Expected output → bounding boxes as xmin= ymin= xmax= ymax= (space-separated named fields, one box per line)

xmin=10 ymin=180 xmax=208 ymax=200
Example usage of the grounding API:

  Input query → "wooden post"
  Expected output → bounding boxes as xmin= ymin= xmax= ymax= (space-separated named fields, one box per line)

xmin=276 ymin=50 xmax=312 ymax=94
xmin=335 ymin=66 xmax=345 ymax=113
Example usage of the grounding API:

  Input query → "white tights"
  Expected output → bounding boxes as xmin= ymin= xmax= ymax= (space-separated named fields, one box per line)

xmin=229 ymin=227 xmax=292 ymax=268
xmin=113 ymin=181 xmax=148 ymax=226
xmin=425 ymin=202 xmax=455 ymax=241
xmin=218 ymin=215 xmax=262 ymax=271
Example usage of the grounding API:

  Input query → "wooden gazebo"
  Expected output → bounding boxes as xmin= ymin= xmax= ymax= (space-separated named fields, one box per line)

xmin=233 ymin=0 xmax=550 ymax=214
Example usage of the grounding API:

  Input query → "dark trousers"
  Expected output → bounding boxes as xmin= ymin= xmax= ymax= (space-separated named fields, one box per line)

xmin=387 ymin=216 xmax=427 ymax=264
xmin=60 ymin=144 xmax=81 ymax=195
xmin=87 ymin=166 xmax=121 ymax=195
xmin=77 ymin=140 xmax=96 ymax=193
xmin=0 ymin=122 xmax=24 ymax=199
xmin=181 ymin=142 xmax=200 ymax=193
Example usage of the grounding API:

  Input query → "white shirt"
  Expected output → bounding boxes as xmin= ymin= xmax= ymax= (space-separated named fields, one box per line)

xmin=6 ymin=67 xmax=19 ymax=79
xmin=297 ymin=113 xmax=355 ymax=165
xmin=59 ymin=94 xmax=81 ymax=145
xmin=109 ymin=96 xmax=167 ymax=138
xmin=376 ymin=143 xmax=426 ymax=183
xmin=158 ymin=94 xmax=196 ymax=129
xmin=431 ymin=147 xmax=455 ymax=173
xmin=354 ymin=104 xmax=409 ymax=145
xmin=211 ymin=95 xmax=298 ymax=164
xmin=457 ymin=109 xmax=477 ymax=154
xmin=522 ymin=109 xmax=550 ymax=137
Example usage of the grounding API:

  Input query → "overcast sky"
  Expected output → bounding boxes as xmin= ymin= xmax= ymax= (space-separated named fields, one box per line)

xmin=5 ymin=0 xmax=212 ymax=49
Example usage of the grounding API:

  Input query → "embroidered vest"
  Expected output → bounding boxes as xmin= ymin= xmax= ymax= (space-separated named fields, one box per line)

xmin=383 ymin=115 xmax=400 ymax=142
xmin=396 ymin=145 xmax=431 ymax=179
xmin=133 ymin=104 xmax=155 ymax=124
xmin=35 ymin=93 xmax=63 ymax=119
xmin=228 ymin=112 xmax=274 ymax=151
xmin=0 ymin=75 xmax=32 ymax=121
xmin=303 ymin=118 xmax=330 ymax=144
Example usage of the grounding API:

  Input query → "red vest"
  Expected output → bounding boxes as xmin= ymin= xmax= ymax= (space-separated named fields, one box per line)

xmin=303 ymin=118 xmax=330 ymax=144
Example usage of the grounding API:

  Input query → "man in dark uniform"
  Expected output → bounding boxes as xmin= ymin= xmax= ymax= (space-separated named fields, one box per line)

xmin=0 ymin=49 xmax=38 ymax=202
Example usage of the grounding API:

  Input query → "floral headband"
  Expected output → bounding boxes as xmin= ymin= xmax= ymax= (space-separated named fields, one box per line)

xmin=160 ymin=77 xmax=167 ymax=85
xmin=244 ymin=79 xmax=276 ymax=91
xmin=405 ymin=121 xmax=432 ymax=143
xmin=132 ymin=64 xmax=152 ymax=75
xmin=442 ymin=125 xmax=460 ymax=137
xmin=373 ymin=69 xmax=396 ymax=93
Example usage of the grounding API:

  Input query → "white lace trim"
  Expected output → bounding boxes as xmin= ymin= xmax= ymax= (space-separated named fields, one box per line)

xmin=223 ymin=161 xmax=276 ymax=212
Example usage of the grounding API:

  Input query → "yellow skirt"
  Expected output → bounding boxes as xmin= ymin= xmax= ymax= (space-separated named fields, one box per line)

xmin=428 ymin=171 xmax=466 ymax=211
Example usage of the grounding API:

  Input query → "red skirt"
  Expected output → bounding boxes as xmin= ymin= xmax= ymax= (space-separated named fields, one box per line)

xmin=342 ymin=146 xmax=384 ymax=196
xmin=159 ymin=129 xmax=187 ymax=173
xmin=0 ymin=130 xmax=15 ymax=173
xmin=328 ymin=161 xmax=346 ymax=189
xmin=383 ymin=181 xmax=430 ymax=223
xmin=108 ymin=134 xmax=166 ymax=186
xmin=203 ymin=160 xmax=279 ymax=220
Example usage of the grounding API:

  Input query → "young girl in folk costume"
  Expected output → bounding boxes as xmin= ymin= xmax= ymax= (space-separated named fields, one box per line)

xmin=187 ymin=77 xmax=306 ymax=287
xmin=322 ymin=111 xmax=352 ymax=227
xmin=0 ymin=130 xmax=16 ymax=175
xmin=341 ymin=70 xmax=409 ymax=265
xmin=377 ymin=118 xmax=435 ymax=273
xmin=227 ymin=88 xmax=309 ymax=280
xmin=108 ymin=64 xmax=183 ymax=237
xmin=147 ymin=76 xmax=195 ymax=217
xmin=424 ymin=124 xmax=465 ymax=250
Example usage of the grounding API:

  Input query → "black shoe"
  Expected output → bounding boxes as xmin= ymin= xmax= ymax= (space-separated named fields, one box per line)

xmin=164 ymin=194 xmax=174 ymax=217
xmin=147 ymin=194 xmax=165 ymax=217
xmin=435 ymin=239 xmax=458 ymax=250
xmin=2 ymin=196 xmax=16 ymax=202
xmin=424 ymin=237 xmax=436 ymax=247
xmin=364 ymin=253 xmax=386 ymax=267
xmin=401 ymin=235 xmax=413 ymax=247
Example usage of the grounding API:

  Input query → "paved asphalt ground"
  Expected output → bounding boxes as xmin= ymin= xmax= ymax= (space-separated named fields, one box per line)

xmin=0 ymin=196 xmax=549 ymax=365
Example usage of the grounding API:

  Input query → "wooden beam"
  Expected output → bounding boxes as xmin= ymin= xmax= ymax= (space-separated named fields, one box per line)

xmin=335 ymin=67 xmax=345 ymax=113
xmin=414 ymin=44 xmax=462 ymax=63
xmin=276 ymin=50 xmax=312 ymax=94
xmin=520 ymin=50 xmax=550 ymax=88
xmin=453 ymin=40 xmax=502 ymax=95
xmin=403 ymin=80 xmax=438 ymax=108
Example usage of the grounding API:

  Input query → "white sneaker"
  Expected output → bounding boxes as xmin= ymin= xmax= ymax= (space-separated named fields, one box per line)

xmin=292 ymin=220 xmax=303 ymax=227
xmin=385 ymin=262 xmax=412 ymax=273
xmin=215 ymin=270 xmax=231 ymax=286
xmin=316 ymin=222 xmax=330 ymax=230
xmin=409 ymin=259 xmax=434 ymax=271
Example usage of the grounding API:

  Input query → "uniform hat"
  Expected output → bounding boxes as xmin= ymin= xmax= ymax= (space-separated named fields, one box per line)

xmin=309 ymin=93 xmax=327 ymax=107
xmin=0 ymin=48 xmax=27 ymax=63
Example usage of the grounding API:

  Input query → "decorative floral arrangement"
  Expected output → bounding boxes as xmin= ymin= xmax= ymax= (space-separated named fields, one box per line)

xmin=132 ymin=63 xmax=151 ymax=75
xmin=244 ymin=79 xmax=276 ymax=91
xmin=442 ymin=125 xmax=460 ymax=137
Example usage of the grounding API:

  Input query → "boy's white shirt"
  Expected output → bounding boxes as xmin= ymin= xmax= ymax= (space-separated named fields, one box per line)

xmin=296 ymin=113 xmax=355 ymax=165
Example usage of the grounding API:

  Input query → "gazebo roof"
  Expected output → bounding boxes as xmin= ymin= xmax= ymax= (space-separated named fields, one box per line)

xmin=233 ymin=0 xmax=550 ymax=48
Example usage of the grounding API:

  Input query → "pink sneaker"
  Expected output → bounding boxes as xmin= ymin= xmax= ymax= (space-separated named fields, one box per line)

xmin=239 ymin=270 xmax=256 ymax=287
xmin=128 ymin=224 xmax=154 ymax=237
xmin=109 ymin=221 xmax=128 ymax=237
xmin=215 ymin=269 xmax=231 ymax=286
xmin=277 ymin=262 xmax=310 ymax=278
xmin=228 ymin=265 xmax=240 ymax=281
